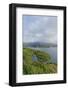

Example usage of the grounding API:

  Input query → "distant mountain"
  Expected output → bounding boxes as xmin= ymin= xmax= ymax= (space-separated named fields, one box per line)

xmin=23 ymin=42 xmax=57 ymax=47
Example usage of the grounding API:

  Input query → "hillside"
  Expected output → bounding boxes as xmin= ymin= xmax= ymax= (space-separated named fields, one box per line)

xmin=23 ymin=48 xmax=57 ymax=74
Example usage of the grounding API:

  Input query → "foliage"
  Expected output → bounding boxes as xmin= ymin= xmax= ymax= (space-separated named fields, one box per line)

xmin=23 ymin=48 xmax=57 ymax=74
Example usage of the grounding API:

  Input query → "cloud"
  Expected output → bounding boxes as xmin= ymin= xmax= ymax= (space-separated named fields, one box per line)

xmin=23 ymin=15 xmax=57 ymax=44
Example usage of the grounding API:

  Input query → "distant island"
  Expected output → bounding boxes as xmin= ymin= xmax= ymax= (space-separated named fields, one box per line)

xmin=23 ymin=42 xmax=57 ymax=48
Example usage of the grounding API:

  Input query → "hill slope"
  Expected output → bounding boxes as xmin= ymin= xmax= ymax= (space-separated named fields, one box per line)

xmin=23 ymin=48 xmax=57 ymax=74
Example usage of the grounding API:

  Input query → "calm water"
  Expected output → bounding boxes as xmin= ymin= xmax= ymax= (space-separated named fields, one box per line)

xmin=30 ymin=47 xmax=57 ymax=64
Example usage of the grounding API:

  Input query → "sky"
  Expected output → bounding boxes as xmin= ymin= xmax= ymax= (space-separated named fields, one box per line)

xmin=23 ymin=15 xmax=57 ymax=44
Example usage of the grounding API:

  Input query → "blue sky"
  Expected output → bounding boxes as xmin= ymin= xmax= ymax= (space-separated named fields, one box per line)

xmin=23 ymin=15 xmax=57 ymax=44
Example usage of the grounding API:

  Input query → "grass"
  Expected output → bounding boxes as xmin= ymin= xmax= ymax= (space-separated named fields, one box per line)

xmin=23 ymin=48 xmax=57 ymax=75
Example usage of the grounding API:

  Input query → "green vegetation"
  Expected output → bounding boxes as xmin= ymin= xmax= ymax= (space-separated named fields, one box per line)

xmin=23 ymin=48 xmax=57 ymax=75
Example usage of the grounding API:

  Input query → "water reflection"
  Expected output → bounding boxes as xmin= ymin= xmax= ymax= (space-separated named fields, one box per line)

xmin=32 ymin=55 xmax=38 ymax=61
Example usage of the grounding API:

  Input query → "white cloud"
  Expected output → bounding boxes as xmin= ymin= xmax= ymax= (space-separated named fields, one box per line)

xmin=35 ymin=33 xmax=42 ymax=37
xmin=23 ymin=16 xmax=57 ymax=44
